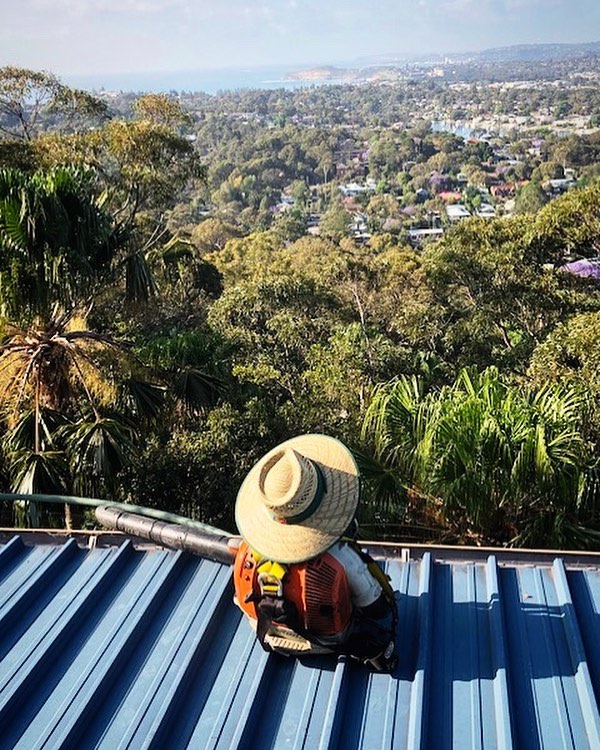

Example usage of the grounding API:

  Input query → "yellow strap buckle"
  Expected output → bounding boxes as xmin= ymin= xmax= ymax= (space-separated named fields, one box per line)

xmin=257 ymin=560 xmax=287 ymax=596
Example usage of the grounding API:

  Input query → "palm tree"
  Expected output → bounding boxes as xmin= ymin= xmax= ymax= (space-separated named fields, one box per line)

xmin=0 ymin=167 xmax=159 ymax=526
xmin=136 ymin=329 xmax=229 ymax=422
xmin=0 ymin=309 xmax=146 ymax=525
xmin=0 ymin=167 xmax=127 ymax=319
xmin=361 ymin=368 xmax=600 ymax=548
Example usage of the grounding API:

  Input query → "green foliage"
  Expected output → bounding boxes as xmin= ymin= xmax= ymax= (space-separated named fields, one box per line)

xmin=132 ymin=94 xmax=192 ymax=127
xmin=132 ymin=328 xmax=230 ymax=422
xmin=522 ymin=183 xmax=600 ymax=263
xmin=65 ymin=418 xmax=135 ymax=496
xmin=208 ymin=275 xmax=341 ymax=400
xmin=270 ymin=212 xmax=307 ymax=245
xmin=514 ymin=180 xmax=549 ymax=214
xmin=362 ymin=368 xmax=599 ymax=548
xmin=11 ymin=449 xmax=69 ymax=495
xmin=0 ymin=167 xmax=126 ymax=319
xmin=139 ymin=329 xmax=222 ymax=370
xmin=191 ymin=218 xmax=240 ymax=254
xmin=529 ymin=312 xmax=600 ymax=436
xmin=0 ymin=66 xmax=107 ymax=141
xmin=120 ymin=379 xmax=167 ymax=422
xmin=303 ymin=323 xmax=410 ymax=440
xmin=125 ymin=250 xmax=157 ymax=303
xmin=122 ymin=398 xmax=288 ymax=530
xmin=403 ymin=216 xmax=574 ymax=373
xmin=2 ymin=67 xmax=600 ymax=551
xmin=319 ymin=201 xmax=352 ymax=243
xmin=206 ymin=231 xmax=281 ymax=284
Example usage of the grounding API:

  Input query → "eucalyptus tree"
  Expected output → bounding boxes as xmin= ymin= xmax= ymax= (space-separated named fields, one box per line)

xmin=407 ymin=215 xmax=574 ymax=375
xmin=0 ymin=66 xmax=106 ymax=142
xmin=0 ymin=70 xmax=207 ymax=305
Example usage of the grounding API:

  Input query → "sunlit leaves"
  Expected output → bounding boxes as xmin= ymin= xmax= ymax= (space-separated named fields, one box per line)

xmin=132 ymin=94 xmax=192 ymax=128
xmin=0 ymin=309 xmax=162 ymax=514
xmin=362 ymin=367 xmax=598 ymax=548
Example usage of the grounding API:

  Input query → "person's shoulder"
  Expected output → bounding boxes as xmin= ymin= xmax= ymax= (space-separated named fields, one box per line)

xmin=328 ymin=539 xmax=363 ymax=565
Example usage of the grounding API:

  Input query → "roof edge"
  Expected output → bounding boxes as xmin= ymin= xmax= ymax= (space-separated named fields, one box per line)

xmin=3 ymin=528 xmax=600 ymax=567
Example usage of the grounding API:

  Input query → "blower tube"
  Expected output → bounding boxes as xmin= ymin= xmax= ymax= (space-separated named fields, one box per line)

xmin=95 ymin=506 xmax=237 ymax=565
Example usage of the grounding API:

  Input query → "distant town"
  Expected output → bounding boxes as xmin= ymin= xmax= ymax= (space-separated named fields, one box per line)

xmin=93 ymin=42 xmax=599 ymax=251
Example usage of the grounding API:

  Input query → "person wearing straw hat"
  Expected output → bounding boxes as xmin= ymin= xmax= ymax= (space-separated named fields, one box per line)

xmin=234 ymin=433 xmax=398 ymax=672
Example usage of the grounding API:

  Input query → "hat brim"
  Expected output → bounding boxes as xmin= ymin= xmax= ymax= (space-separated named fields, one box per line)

xmin=235 ymin=434 xmax=360 ymax=563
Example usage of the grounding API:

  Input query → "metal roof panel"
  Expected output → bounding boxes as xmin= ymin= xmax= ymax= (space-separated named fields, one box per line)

xmin=1 ymin=535 xmax=599 ymax=749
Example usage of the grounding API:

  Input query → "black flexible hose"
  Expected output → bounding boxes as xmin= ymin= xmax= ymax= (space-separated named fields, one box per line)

xmin=95 ymin=506 xmax=237 ymax=565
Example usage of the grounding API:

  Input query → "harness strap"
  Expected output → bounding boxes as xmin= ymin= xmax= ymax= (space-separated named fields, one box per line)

xmin=252 ymin=557 xmax=304 ymax=652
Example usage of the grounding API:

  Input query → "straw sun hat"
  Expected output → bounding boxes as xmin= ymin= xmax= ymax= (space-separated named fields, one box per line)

xmin=235 ymin=434 xmax=360 ymax=564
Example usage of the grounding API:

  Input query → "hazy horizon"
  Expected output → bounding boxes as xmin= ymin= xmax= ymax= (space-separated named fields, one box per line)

xmin=2 ymin=0 xmax=599 ymax=82
xmin=51 ymin=38 xmax=597 ymax=95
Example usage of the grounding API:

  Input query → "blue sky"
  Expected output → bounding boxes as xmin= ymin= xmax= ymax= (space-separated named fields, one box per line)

xmin=3 ymin=0 xmax=599 ymax=76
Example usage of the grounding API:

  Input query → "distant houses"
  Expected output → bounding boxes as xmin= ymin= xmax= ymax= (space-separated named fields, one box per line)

xmin=408 ymin=227 xmax=445 ymax=243
xmin=237 ymin=125 xmax=580 ymax=252
xmin=475 ymin=203 xmax=496 ymax=218
xmin=437 ymin=191 xmax=463 ymax=203
xmin=546 ymin=176 xmax=577 ymax=195
xmin=339 ymin=182 xmax=367 ymax=197
xmin=446 ymin=204 xmax=472 ymax=222
xmin=339 ymin=178 xmax=377 ymax=197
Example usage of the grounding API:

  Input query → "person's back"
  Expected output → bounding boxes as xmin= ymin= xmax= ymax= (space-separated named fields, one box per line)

xmin=233 ymin=434 xmax=398 ymax=672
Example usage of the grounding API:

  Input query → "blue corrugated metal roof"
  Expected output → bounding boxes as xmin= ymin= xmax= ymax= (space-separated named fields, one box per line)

xmin=1 ymin=533 xmax=599 ymax=749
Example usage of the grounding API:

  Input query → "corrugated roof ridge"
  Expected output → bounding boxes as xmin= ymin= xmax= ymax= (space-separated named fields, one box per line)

xmin=1 ymin=541 xmax=135 ymax=748
xmin=553 ymin=558 xmax=600 ymax=747
xmin=112 ymin=559 xmax=233 ymax=749
xmin=6 ymin=529 xmax=600 ymax=568
xmin=1 ymin=540 xmax=599 ymax=748
xmin=485 ymin=557 xmax=513 ymax=750
xmin=13 ymin=548 xmax=184 ymax=749
xmin=406 ymin=552 xmax=432 ymax=750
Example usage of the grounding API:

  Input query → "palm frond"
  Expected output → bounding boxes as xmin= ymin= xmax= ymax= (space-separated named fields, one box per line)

xmin=121 ymin=378 xmax=166 ymax=420
xmin=361 ymin=365 xmax=597 ymax=546
xmin=353 ymin=445 xmax=411 ymax=517
xmin=10 ymin=449 xmax=69 ymax=495
xmin=125 ymin=251 xmax=156 ymax=303
xmin=7 ymin=407 xmax=70 ymax=452
xmin=174 ymin=368 xmax=226 ymax=412
xmin=64 ymin=417 xmax=135 ymax=493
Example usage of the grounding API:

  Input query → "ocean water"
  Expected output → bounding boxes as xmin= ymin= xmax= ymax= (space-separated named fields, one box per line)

xmin=65 ymin=65 xmax=340 ymax=94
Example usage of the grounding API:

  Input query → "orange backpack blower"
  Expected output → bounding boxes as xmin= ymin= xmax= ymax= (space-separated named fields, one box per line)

xmin=233 ymin=540 xmax=353 ymax=653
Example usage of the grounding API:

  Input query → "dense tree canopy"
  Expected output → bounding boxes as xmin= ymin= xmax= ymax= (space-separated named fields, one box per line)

xmin=1 ymin=66 xmax=600 ymax=549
